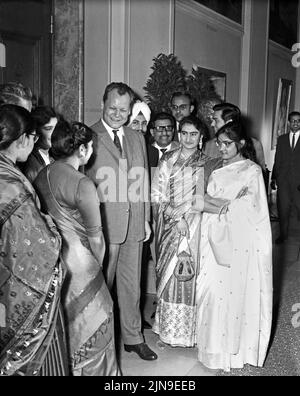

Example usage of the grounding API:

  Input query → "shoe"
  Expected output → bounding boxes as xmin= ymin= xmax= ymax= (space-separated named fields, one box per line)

xmin=124 ymin=343 xmax=158 ymax=361
xmin=142 ymin=320 xmax=152 ymax=330
xmin=275 ymin=236 xmax=286 ymax=245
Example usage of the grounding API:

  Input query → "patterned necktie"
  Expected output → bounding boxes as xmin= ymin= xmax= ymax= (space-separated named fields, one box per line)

xmin=112 ymin=129 xmax=122 ymax=155
xmin=292 ymin=133 xmax=296 ymax=150
xmin=160 ymin=148 xmax=167 ymax=155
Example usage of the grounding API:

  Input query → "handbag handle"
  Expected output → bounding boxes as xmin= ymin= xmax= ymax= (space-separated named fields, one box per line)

xmin=176 ymin=234 xmax=192 ymax=256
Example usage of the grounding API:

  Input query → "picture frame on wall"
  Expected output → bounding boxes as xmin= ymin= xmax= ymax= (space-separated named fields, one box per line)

xmin=193 ymin=65 xmax=227 ymax=101
xmin=272 ymin=78 xmax=292 ymax=150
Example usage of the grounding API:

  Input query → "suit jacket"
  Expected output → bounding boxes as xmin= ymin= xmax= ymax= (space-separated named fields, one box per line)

xmin=272 ymin=133 xmax=300 ymax=212
xmin=272 ymin=133 xmax=300 ymax=186
xmin=86 ymin=120 xmax=150 ymax=244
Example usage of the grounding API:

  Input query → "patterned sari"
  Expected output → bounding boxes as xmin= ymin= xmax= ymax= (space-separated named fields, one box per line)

xmin=35 ymin=166 xmax=119 ymax=376
xmin=0 ymin=153 xmax=68 ymax=376
xmin=151 ymin=148 xmax=212 ymax=347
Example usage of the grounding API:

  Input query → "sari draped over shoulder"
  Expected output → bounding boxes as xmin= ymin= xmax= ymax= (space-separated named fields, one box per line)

xmin=35 ymin=166 xmax=119 ymax=376
xmin=0 ymin=153 xmax=68 ymax=376
xmin=196 ymin=160 xmax=273 ymax=372
xmin=151 ymin=148 xmax=209 ymax=347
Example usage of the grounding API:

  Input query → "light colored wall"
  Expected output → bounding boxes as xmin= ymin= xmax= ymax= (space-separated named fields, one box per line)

xmin=84 ymin=0 xmax=110 ymax=125
xmin=84 ymin=0 xmax=174 ymax=125
xmin=127 ymin=0 xmax=174 ymax=98
xmin=174 ymin=0 xmax=242 ymax=106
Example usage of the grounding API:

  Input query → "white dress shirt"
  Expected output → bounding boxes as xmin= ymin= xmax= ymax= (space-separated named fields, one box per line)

xmin=289 ymin=131 xmax=300 ymax=149
xmin=153 ymin=142 xmax=173 ymax=159
xmin=102 ymin=118 xmax=124 ymax=148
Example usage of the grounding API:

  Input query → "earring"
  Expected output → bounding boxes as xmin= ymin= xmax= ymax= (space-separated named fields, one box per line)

xmin=199 ymin=136 xmax=203 ymax=151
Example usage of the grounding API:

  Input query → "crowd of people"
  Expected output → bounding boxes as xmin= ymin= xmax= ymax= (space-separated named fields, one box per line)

xmin=0 ymin=80 xmax=277 ymax=376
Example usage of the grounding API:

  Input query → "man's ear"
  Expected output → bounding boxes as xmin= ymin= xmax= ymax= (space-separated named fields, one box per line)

xmin=240 ymin=139 xmax=246 ymax=147
xmin=190 ymin=105 xmax=195 ymax=113
xmin=150 ymin=129 xmax=154 ymax=137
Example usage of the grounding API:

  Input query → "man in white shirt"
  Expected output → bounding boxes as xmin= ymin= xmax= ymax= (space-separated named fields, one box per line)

xmin=86 ymin=82 xmax=157 ymax=361
xmin=271 ymin=111 xmax=300 ymax=244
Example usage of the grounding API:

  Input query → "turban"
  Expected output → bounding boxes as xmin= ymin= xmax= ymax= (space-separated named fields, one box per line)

xmin=129 ymin=101 xmax=151 ymax=126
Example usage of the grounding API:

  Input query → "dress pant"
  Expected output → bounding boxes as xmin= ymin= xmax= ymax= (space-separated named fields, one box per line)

xmin=105 ymin=239 xmax=144 ymax=345
xmin=277 ymin=182 xmax=293 ymax=239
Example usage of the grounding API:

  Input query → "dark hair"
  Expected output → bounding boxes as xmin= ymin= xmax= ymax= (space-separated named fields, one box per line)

xmin=216 ymin=122 xmax=257 ymax=162
xmin=0 ymin=104 xmax=35 ymax=150
xmin=0 ymin=82 xmax=33 ymax=106
xmin=178 ymin=115 xmax=209 ymax=146
xmin=170 ymin=91 xmax=193 ymax=106
xmin=31 ymin=106 xmax=58 ymax=136
xmin=288 ymin=111 xmax=300 ymax=122
xmin=51 ymin=121 xmax=94 ymax=160
xmin=150 ymin=112 xmax=176 ymax=129
xmin=213 ymin=102 xmax=241 ymax=124
xmin=103 ymin=82 xmax=135 ymax=107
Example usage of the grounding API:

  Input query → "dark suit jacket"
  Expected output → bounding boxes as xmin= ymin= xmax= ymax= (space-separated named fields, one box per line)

xmin=86 ymin=120 xmax=150 ymax=244
xmin=22 ymin=148 xmax=53 ymax=184
xmin=272 ymin=133 xmax=300 ymax=209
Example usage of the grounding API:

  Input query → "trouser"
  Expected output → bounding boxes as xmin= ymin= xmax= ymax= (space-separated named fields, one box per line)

xmin=105 ymin=239 xmax=144 ymax=345
xmin=277 ymin=184 xmax=293 ymax=239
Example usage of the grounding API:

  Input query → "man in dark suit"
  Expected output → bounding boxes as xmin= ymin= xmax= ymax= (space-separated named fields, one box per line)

xmin=271 ymin=111 xmax=300 ymax=244
xmin=147 ymin=112 xmax=179 ymax=173
xmin=86 ymin=82 xmax=157 ymax=361
xmin=169 ymin=92 xmax=195 ymax=141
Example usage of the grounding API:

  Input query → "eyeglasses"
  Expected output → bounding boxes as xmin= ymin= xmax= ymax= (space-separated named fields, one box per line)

xmin=216 ymin=139 xmax=234 ymax=148
xmin=171 ymin=104 xmax=189 ymax=112
xmin=27 ymin=133 xmax=39 ymax=143
xmin=153 ymin=125 xmax=174 ymax=132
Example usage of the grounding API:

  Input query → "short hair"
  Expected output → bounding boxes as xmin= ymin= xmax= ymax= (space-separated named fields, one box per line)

xmin=150 ymin=112 xmax=176 ymax=129
xmin=51 ymin=120 xmax=94 ymax=160
xmin=31 ymin=106 xmax=58 ymax=136
xmin=213 ymin=102 xmax=241 ymax=124
xmin=216 ymin=122 xmax=256 ymax=162
xmin=0 ymin=82 xmax=33 ymax=106
xmin=103 ymin=82 xmax=135 ymax=106
xmin=288 ymin=111 xmax=300 ymax=122
xmin=170 ymin=91 xmax=193 ymax=105
xmin=0 ymin=104 xmax=35 ymax=150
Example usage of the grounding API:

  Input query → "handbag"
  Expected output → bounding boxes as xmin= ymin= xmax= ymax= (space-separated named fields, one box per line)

xmin=174 ymin=236 xmax=195 ymax=282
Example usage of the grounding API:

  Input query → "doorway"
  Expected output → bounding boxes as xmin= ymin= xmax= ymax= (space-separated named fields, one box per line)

xmin=0 ymin=0 xmax=53 ymax=106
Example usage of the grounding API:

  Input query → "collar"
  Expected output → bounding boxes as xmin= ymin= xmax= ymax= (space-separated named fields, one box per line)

xmin=101 ymin=119 xmax=124 ymax=139
xmin=153 ymin=142 xmax=172 ymax=152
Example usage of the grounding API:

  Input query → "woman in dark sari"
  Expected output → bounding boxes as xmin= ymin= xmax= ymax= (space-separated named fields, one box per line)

xmin=34 ymin=120 xmax=119 ymax=376
xmin=0 ymin=104 xmax=68 ymax=376
xmin=151 ymin=116 xmax=219 ymax=347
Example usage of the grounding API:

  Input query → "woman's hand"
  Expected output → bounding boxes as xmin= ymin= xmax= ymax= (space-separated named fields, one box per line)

xmin=176 ymin=218 xmax=190 ymax=239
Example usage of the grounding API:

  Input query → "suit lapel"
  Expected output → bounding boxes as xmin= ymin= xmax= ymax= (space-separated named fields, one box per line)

xmin=123 ymin=128 xmax=134 ymax=168
xmin=93 ymin=120 xmax=128 ymax=173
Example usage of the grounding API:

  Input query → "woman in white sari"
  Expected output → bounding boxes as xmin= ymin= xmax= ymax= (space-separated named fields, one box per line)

xmin=196 ymin=122 xmax=273 ymax=372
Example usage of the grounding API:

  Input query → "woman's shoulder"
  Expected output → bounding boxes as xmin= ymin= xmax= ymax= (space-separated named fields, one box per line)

xmin=242 ymin=159 xmax=262 ymax=178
